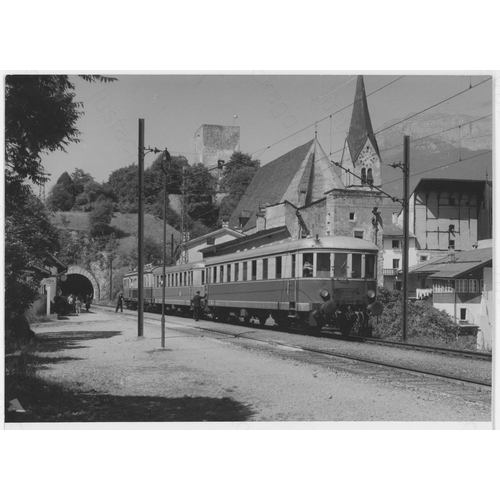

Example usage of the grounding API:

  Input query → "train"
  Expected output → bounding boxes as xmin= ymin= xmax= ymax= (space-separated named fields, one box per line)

xmin=122 ymin=235 xmax=384 ymax=337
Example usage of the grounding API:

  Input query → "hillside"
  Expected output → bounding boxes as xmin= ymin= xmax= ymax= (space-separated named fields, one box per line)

xmin=51 ymin=211 xmax=180 ymax=256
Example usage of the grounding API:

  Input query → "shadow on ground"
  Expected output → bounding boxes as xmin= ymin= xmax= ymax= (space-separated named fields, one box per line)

xmin=25 ymin=353 xmax=85 ymax=369
xmin=5 ymin=375 xmax=256 ymax=423
xmin=34 ymin=331 xmax=122 ymax=353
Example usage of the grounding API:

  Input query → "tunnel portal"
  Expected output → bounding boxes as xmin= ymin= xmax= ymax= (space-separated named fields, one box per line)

xmin=62 ymin=266 xmax=100 ymax=300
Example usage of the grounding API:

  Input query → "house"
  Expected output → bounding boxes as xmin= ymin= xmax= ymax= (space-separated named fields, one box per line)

xmin=408 ymin=178 xmax=492 ymax=260
xmin=27 ymin=254 xmax=68 ymax=317
xmin=177 ymin=226 xmax=243 ymax=264
xmin=408 ymin=242 xmax=492 ymax=351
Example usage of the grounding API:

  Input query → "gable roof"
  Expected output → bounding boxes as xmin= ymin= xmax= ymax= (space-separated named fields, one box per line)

xmin=409 ymin=247 xmax=492 ymax=278
xmin=229 ymin=139 xmax=344 ymax=230
xmin=347 ymin=76 xmax=380 ymax=163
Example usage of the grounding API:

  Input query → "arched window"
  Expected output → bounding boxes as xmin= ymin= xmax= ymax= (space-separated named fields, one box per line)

xmin=361 ymin=168 xmax=367 ymax=185
xmin=367 ymin=168 xmax=373 ymax=185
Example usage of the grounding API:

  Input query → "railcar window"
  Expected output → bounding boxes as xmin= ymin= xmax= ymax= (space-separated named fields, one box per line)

xmin=365 ymin=254 xmax=376 ymax=279
xmin=220 ymin=266 xmax=224 ymax=283
xmin=351 ymin=254 xmax=362 ymax=278
xmin=201 ymin=270 xmax=205 ymax=285
xmin=235 ymin=263 xmax=239 ymax=282
xmin=227 ymin=264 xmax=231 ymax=282
xmin=333 ymin=253 xmax=348 ymax=278
xmin=243 ymin=262 xmax=248 ymax=281
xmin=175 ymin=273 xmax=179 ymax=287
xmin=316 ymin=253 xmax=330 ymax=278
xmin=213 ymin=267 xmax=217 ymax=283
xmin=251 ymin=260 xmax=257 ymax=281
xmin=276 ymin=256 xmax=282 ymax=279
xmin=302 ymin=253 xmax=314 ymax=277
xmin=263 ymin=259 xmax=268 ymax=279
xmin=292 ymin=254 xmax=296 ymax=278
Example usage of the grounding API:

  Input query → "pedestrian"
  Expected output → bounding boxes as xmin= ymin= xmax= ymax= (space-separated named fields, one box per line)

xmin=85 ymin=294 xmax=91 ymax=312
xmin=191 ymin=291 xmax=205 ymax=321
xmin=75 ymin=295 xmax=82 ymax=315
xmin=67 ymin=294 xmax=74 ymax=315
xmin=115 ymin=292 xmax=124 ymax=313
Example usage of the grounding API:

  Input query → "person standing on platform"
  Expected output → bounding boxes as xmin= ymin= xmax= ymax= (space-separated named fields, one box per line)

xmin=191 ymin=291 xmax=205 ymax=321
xmin=115 ymin=292 xmax=124 ymax=313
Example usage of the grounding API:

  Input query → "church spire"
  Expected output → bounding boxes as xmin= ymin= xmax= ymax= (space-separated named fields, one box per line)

xmin=347 ymin=75 xmax=380 ymax=163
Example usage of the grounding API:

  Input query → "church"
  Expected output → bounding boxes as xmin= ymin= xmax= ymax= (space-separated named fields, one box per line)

xmin=223 ymin=76 xmax=403 ymax=286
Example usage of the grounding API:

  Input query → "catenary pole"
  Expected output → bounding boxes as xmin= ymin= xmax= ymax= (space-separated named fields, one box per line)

xmin=161 ymin=149 xmax=171 ymax=348
xmin=402 ymin=135 xmax=410 ymax=342
xmin=138 ymin=119 xmax=145 ymax=337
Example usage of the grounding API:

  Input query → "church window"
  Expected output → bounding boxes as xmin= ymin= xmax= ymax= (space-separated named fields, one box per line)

xmin=361 ymin=168 xmax=367 ymax=185
xmin=367 ymin=168 xmax=373 ymax=185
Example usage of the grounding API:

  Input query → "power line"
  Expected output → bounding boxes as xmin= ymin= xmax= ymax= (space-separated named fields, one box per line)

xmin=381 ymin=150 xmax=492 ymax=188
xmin=373 ymin=77 xmax=491 ymax=137
xmin=378 ymin=114 xmax=492 ymax=155
xmin=251 ymin=76 xmax=406 ymax=159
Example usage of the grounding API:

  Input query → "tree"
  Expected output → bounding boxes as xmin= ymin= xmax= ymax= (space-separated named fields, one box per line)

xmin=5 ymin=194 xmax=60 ymax=324
xmin=5 ymin=75 xmax=115 ymax=204
xmin=71 ymin=168 xmax=95 ymax=197
xmin=4 ymin=74 xmax=115 ymax=335
xmin=46 ymin=171 xmax=77 ymax=211
xmin=123 ymin=236 xmax=166 ymax=268
xmin=219 ymin=152 xmax=260 ymax=218
xmin=88 ymin=199 xmax=114 ymax=238
xmin=184 ymin=162 xmax=219 ymax=227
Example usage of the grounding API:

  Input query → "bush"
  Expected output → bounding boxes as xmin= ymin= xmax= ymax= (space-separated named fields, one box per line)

xmin=373 ymin=287 xmax=462 ymax=343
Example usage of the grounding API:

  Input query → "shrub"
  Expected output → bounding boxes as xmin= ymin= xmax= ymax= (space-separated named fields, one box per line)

xmin=373 ymin=287 xmax=462 ymax=342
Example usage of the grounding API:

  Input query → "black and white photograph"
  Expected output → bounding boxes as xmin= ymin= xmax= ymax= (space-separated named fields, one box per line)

xmin=4 ymin=72 xmax=494 ymax=428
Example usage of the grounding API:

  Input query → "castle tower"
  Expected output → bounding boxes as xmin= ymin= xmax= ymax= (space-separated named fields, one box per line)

xmin=194 ymin=124 xmax=240 ymax=169
xmin=342 ymin=76 xmax=382 ymax=188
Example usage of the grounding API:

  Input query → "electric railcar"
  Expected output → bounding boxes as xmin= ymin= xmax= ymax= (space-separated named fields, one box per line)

xmin=122 ymin=235 xmax=383 ymax=336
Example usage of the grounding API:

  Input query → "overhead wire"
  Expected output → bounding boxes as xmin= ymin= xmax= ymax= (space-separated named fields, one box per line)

xmin=251 ymin=76 xmax=406 ymax=159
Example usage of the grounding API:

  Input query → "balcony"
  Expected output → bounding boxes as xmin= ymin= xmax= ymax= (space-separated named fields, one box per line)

xmin=383 ymin=268 xmax=400 ymax=276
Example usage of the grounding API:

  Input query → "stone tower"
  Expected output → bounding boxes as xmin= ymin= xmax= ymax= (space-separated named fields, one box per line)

xmin=341 ymin=76 xmax=382 ymax=189
xmin=194 ymin=124 xmax=240 ymax=169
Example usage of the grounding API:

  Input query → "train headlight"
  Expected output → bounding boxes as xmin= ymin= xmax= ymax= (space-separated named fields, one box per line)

xmin=366 ymin=289 xmax=376 ymax=299
xmin=320 ymin=289 xmax=330 ymax=301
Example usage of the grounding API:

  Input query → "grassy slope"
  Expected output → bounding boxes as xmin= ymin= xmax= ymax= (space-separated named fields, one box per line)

xmin=51 ymin=211 xmax=180 ymax=255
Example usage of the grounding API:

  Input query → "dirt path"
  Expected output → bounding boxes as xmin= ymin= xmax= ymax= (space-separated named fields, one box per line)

xmin=28 ymin=309 xmax=491 ymax=426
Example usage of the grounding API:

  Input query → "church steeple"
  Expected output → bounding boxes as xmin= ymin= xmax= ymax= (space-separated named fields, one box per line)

xmin=345 ymin=75 xmax=382 ymax=188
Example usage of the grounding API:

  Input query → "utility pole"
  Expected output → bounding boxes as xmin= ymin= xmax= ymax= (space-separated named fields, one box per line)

xmin=138 ymin=119 xmax=145 ymax=337
xmin=402 ymin=135 xmax=410 ymax=342
xmin=389 ymin=135 xmax=410 ymax=342
xmin=161 ymin=149 xmax=171 ymax=349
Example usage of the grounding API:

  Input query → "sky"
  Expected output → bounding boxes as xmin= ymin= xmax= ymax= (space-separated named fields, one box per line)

xmin=38 ymin=72 xmax=494 ymax=192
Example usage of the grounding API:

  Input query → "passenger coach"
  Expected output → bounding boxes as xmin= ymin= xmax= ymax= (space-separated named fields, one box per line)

xmin=203 ymin=235 xmax=382 ymax=335
xmin=122 ymin=235 xmax=383 ymax=336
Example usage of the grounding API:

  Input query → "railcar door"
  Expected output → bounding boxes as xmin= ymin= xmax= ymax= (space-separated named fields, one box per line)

xmin=286 ymin=252 xmax=298 ymax=318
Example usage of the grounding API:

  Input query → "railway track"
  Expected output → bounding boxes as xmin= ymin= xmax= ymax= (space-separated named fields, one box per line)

xmin=190 ymin=324 xmax=491 ymax=389
xmin=96 ymin=305 xmax=491 ymax=393
xmin=363 ymin=337 xmax=492 ymax=361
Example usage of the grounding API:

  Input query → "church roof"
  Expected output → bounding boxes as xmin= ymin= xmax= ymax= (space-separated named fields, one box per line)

xmin=229 ymin=139 xmax=344 ymax=230
xmin=347 ymin=76 xmax=380 ymax=163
